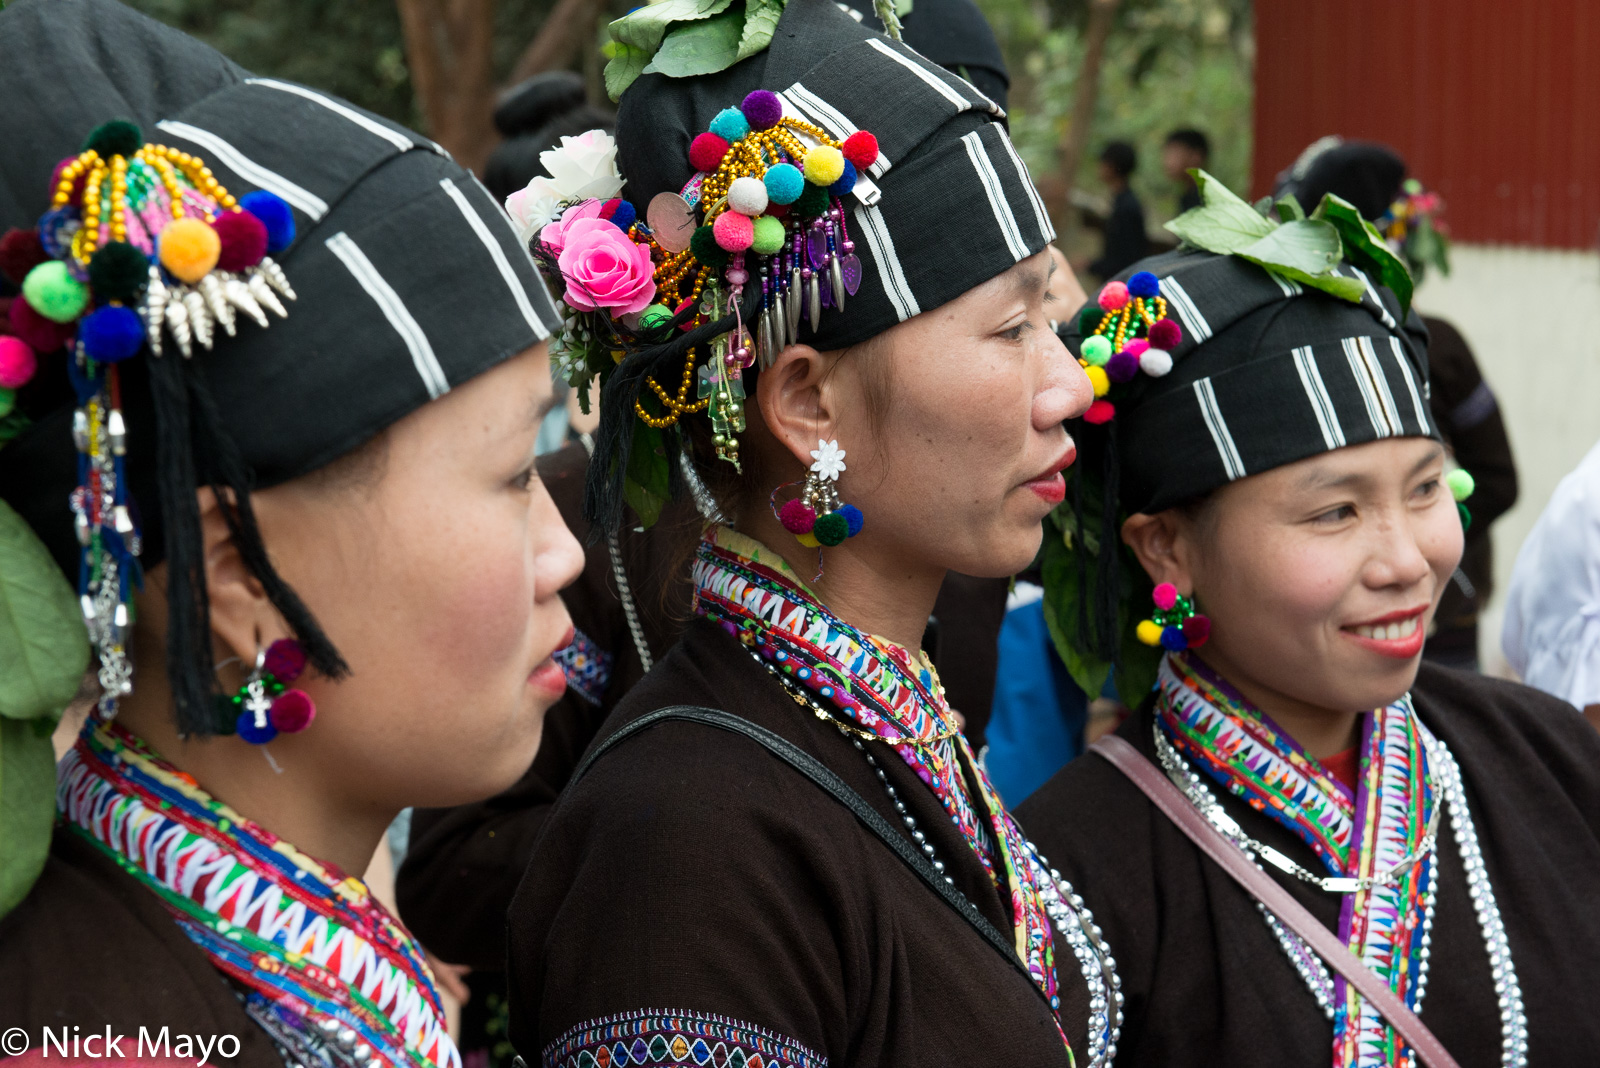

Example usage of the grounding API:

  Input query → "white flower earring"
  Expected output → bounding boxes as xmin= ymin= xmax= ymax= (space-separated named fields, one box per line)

xmin=775 ymin=438 xmax=864 ymax=548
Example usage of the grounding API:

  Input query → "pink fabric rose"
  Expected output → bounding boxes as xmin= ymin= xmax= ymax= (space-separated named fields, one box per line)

xmin=536 ymin=199 xmax=604 ymax=258
xmin=557 ymin=217 xmax=656 ymax=316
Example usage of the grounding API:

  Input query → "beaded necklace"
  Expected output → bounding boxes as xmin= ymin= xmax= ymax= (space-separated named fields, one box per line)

xmin=693 ymin=528 xmax=1108 ymax=1059
xmin=1155 ymin=652 xmax=1526 ymax=1068
xmin=59 ymin=722 xmax=459 ymax=1068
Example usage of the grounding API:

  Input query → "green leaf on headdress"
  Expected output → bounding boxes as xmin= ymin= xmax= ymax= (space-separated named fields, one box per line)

xmin=1164 ymin=170 xmax=1273 ymax=253
xmin=0 ymin=500 xmax=89 ymax=724
xmin=1407 ymin=213 xmax=1450 ymax=283
xmin=1234 ymin=218 xmax=1366 ymax=302
xmin=603 ymin=42 xmax=651 ymax=102
xmin=623 ymin=421 xmax=672 ymax=529
xmin=605 ymin=0 xmax=738 ymax=99
xmin=645 ymin=8 xmax=746 ymax=78
xmin=1274 ymin=196 xmax=1306 ymax=223
xmin=737 ymin=0 xmax=784 ymax=62
xmin=0 ymin=715 xmax=58 ymax=919
xmin=1312 ymin=193 xmax=1415 ymax=314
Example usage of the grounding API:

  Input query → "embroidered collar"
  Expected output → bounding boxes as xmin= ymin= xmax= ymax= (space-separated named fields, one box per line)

xmin=1155 ymin=651 xmax=1439 ymax=1068
xmin=59 ymin=722 xmax=460 ymax=1068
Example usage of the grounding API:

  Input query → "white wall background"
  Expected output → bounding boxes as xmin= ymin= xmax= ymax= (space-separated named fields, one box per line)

xmin=1413 ymin=244 xmax=1600 ymax=675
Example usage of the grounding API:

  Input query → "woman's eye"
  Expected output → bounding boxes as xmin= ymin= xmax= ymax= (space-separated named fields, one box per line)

xmin=1312 ymin=504 xmax=1354 ymax=524
xmin=1414 ymin=478 xmax=1441 ymax=499
xmin=999 ymin=321 xmax=1032 ymax=342
xmin=513 ymin=464 xmax=538 ymax=491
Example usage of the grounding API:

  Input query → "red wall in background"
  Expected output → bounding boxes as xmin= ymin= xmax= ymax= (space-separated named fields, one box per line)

xmin=1254 ymin=0 xmax=1600 ymax=249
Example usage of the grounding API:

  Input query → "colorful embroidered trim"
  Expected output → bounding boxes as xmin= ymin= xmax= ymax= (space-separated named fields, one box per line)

xmin=556 ymin=627 xmax=614 ymax=706
xmin=541 ymin=1008 xmax=827 ymax=1068
xmin=692 ymin=527 xmax=1067 ymax=1033
xmin=58 ymin=722 xmax=459 ymax=1068
xmin=1155 ymin=652 xmax=1437 ymax=1068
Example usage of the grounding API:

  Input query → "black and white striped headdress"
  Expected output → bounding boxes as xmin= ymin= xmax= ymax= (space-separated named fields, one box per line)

xmin=0 ymin=0 xmax=562 ymax=732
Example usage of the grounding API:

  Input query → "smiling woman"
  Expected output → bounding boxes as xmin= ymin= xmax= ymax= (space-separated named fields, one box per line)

xmin=1018 ymin=246 xmax=1600 ymax=1068
xmin=0 ymin=0 xmax=582 ymax=1062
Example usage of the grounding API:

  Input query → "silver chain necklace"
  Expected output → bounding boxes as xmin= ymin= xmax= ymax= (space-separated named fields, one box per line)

xmin=1156 ymin=721 xmax=1527 ymax=1066
xmin=752 ymin=650 xmax=1123 ymax=1066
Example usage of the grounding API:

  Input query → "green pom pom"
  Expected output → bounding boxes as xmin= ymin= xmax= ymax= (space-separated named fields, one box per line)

xmin=82 ymin=120 xmax=143 ymax=158
xmin=1446 ymin=468 xmax=1475 ymax=502
xmin=814 ymin=511 xmax=849 ymax=546
xmin=638 ymin=304 xmax=674 ymax=333
xmin=689 ymin=224 xmax=729 ymax=269
xmin=1077 ymin=305 xmax=1104 ymax=337
xmin=22 ymin=261 xmax=89 ymax=323
xmin=1080 ymin=334 xmax=1113 ymax=366
xmin=792 ymin=181 xmax=830 ymax=217
xmin=87 ymin=243 xmax=150 ymax=305
xmin=751 ymin=215 xmax=787 ymax=255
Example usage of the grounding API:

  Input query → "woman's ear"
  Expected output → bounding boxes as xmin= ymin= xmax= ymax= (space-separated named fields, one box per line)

xmin=754 ymin=343 xmax=838 ymax=471
xmin=1121 ymin=510 xmax=1198 ymax=592
xmin=198 ymin=487 xmax=284 ymax=668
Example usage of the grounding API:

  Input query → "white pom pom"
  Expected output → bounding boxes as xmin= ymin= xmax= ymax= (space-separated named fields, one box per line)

xmin=727 ymin=175 xmax=769 ymax=217
xmin=1140 ymin=348 xmax=1173 ymax=377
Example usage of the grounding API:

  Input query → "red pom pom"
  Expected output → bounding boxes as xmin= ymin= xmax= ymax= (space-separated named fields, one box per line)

xmin=1098 ymin=281 xmax=1129 ymax=311
xmin=8 ymin=295 xmax=74 ymax=353
xmin=779 ymin=498 xmax=816 ymax=534
xmin=689 ymin=133 xmax=731 ymax=173
xmin=269 ymin=689 xmax=316 ymax=733
xmin=1083 ymin=399 xmax=1115 ymax=425
xmin=1148 ymin=318 xmax=1181 ymax=350
xmin=1152 ymin=581 xmax=1178 ymax=611
xmin=0 ymin=229 xmax=46 ymax=286
xmin=263 ymin=638 xmax=307 ymax=683
xmin=0 ymin=336 xmax=37 ymax=389
xmin=1182 ymin=614 xmax=1211 ymax=648
xmin=211 ymin=210 xmax=268 ymax=272
xmin=840 ymin=131 xmax=879 ymax=170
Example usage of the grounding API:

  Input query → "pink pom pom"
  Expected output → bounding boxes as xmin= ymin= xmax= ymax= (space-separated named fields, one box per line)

xmin=688 ymin=133 xmax=731 ymax=172
xmin=0 ymin=335 xmax=37 ymax=389
xmin=779 ymin=498 xmax=816 ymax=534
xmin=269 ymin=689 xmax=316 ymax=733
xmin=1122 ymin=338 xmax=1149 ymax=357
xmin=1152 ymin=582 xmax=1178 ymax=611
xmin=712 ymin=211 xmax=754 ymax=252
xmin=1083 ymin=399 xmax=1115 ymax=424
xmin=263 ymin=638 xmax=307 ymax=683
xmin=1148 ymin=318 xmax=1181 ymax=350
xmin=1098 ymin=282 xmax=1129 ymax=311
xmin=1182 ymin=614 xmax=1211 ymax=648
xmin=211 ymin=210 xmax=268 ymax=272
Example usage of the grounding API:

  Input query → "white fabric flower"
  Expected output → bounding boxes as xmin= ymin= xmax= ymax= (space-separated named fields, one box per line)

xmin=809 ymin=439 xmax=847 ymax=481
xmin=505 ymin=130 xmax=625 ymax=243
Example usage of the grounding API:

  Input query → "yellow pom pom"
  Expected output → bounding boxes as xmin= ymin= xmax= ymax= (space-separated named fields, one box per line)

xmin=796 ymin=531 xmax=821 ymax=548
xmin=158 ymin=217 xmax=221 ymax=283
xmin=802 ymin=145 xmax=846 ymax=187
xmin=1085 ymin=364 xmax=1110 ymax=397
xmin=1136 ymin=619 xmax=1164 ymax=646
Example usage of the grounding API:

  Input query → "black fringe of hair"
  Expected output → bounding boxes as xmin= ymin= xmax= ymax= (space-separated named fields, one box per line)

xmin=144 ymin=354 xmax=349 ymax=736
xmin=1066 ymin=413 xmax=1125 ymax=665
xmin=582 ymin=280 xmax=765 ymax=537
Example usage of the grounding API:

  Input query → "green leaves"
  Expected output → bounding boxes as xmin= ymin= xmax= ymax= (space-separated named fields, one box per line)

xmin=0 ymin=716 xmax=56 ymax=920
xmin=737 ymin=0 xmax=784 ymax=63
xmin=602 ymin=41 xmax=651 ymax=102
xmin=610 ymin=0 xmax=735 ymax=55
xmin=623 ymin=421 xmax=672 ymax=529
xmin=644 ymin=8 xmax=746 ymax=78
xmin=1165 ymin=169 xmax=1408 ymax=308
xmin=0 ymin=500 xmax=89 ymax=724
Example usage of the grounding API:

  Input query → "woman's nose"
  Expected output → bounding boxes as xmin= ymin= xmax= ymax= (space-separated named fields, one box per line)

xmin=1034 ymin=329 xmax=1093 ymax=430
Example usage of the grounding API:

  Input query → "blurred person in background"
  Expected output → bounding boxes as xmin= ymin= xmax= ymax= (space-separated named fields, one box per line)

xmin=1087 ymin=140 xmax=1147 ymax=282
xmin=1503 ymin=438 xmax=1600 ymax=730
xmin=1282 ymin=139 xmax=1517 ymax=672
xmin=1162 ymin=127 xmax=1210 ymax=214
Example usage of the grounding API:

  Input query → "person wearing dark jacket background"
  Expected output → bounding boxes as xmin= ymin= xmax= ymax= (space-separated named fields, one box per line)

xmin=1088 ymin=140 xmax=1148 ymax=282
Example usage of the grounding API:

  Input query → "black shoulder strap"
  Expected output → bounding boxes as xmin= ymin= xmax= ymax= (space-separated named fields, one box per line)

xmin=569 ymin=705 xmax=1039 ymax=993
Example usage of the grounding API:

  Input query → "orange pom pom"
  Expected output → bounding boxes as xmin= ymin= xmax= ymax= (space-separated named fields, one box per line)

xmin=158 ymin=217 xmax=221 ymax=283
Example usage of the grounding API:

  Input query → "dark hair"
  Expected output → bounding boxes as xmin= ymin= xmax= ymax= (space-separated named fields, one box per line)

xmin=1100 ymin=141 xmax=1137 ymax=179
xmin=1164 ymin=128 xmax=1210 ymax=158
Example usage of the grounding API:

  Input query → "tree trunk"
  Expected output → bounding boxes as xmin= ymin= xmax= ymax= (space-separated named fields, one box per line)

xmin=506 ymin=0 xmax=610 ymax=87
xmin=1044 ymin=0 xmax=1123 ymax=232
xmin=395 ymin=0 xmax=500 ymax=172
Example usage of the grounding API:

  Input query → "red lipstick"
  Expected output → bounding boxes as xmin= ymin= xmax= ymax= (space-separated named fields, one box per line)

xmin=1341 ymin=606 xmax=1429 ymax=660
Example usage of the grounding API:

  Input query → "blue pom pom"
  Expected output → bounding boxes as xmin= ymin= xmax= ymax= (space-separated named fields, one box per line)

xmin=1127 ymin=271 xmax=1160 ymax=299
xmin=828 ymin=159 xmax=858 ymax=198
xmin=236 ymin=708 xmax=279 ymax=745
xmin=1159 ymin=625 xmax=1188 ymax=652
xmin=607 ymin=199 xmax=637 ymax=232
xmin=764 ymin=163 xmax=805 ymax=205
xmin=79 ymin=305 xmax=144 ymax=363
xmin=709 ymin=107 xmax=751 ymax=143
xmin=838 ymin=503 xmax=864 ymax=537
xmin=239 ymin=190 xmax=295 ymax=254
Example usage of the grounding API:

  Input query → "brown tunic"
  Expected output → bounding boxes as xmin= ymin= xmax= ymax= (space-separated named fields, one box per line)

xmin=504 ymin=616 xmax=1089 ymax=1067
xmin=1015 ymin=662 xmax=1600 ymax=1067
xmin=0 ymin=828 xmax=283 ymax=1068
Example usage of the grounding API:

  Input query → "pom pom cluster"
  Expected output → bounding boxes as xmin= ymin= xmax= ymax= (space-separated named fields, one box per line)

xmin=1073 ymin=270 xmax=1184 ymax=425
xmin=781 ymin=496 xmax=863 ymax=548
xmin=1136 ymin=582 xmax=1210 ymax=652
